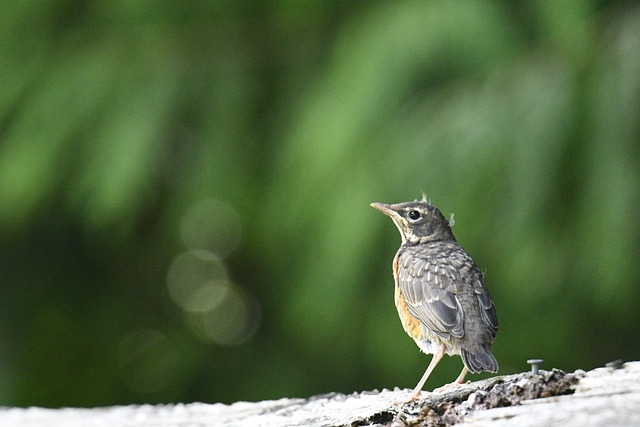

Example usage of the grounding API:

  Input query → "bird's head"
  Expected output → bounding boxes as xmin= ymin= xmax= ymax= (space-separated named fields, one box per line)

xmin=370 ymin=200 xmax=456 ymax=245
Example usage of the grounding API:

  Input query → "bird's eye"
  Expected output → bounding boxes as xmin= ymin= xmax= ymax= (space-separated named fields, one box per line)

xmin=408 ymin=210 xmax=421 ymax=220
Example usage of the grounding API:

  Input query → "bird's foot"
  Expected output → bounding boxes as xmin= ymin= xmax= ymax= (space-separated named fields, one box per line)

xmin=433 ymin=380 xmax=468 ymax=394
xmin=393 ymin=390 xmax=428 ymax=404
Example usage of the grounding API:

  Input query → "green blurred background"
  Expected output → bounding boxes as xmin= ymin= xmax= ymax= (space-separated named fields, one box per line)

xmin=1 ymin=0 xmax=639 ymax=408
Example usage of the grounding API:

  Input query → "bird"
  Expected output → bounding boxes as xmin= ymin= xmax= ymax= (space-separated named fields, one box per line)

xmin=370 ymin=198 xmax=498 ymax=401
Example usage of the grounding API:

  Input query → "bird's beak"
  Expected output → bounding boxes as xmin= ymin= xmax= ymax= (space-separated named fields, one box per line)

xmin=371 ymin=202 xmax=406 ymax=242
xmin=370 ymin=202 xmax=397 ymax=218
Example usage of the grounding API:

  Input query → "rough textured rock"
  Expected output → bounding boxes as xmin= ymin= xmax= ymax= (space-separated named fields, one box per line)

xmin=1 ymin=361 xmax=638 ymax=427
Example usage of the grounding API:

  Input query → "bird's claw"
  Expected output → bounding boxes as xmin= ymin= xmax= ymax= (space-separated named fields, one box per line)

xmin=393 ymin=390 xmax=432 ymax=405
xmin=433 ymin=380 xmax=467 ymax=393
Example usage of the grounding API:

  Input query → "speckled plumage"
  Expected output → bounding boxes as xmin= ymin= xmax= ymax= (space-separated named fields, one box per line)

xmin=371 ymin=199 xmax=498 ymax=399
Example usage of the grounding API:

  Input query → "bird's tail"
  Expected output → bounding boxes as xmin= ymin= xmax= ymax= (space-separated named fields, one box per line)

xmin=461 ymin=347 xmax=499 ymax=373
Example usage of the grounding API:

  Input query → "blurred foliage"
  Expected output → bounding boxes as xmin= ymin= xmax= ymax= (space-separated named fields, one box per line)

xmin=0 ymin=0 xmax=639 ymax=408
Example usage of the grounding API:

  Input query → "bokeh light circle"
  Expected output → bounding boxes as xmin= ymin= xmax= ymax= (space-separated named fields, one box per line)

xmin=166 ymin=250 xmax=228 ymax=312
xmin=180 ymin=199 xmax=242 ymax=259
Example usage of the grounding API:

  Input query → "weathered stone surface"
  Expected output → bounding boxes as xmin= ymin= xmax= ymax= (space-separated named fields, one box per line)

xmin=1 ymin=361 xmax=638 ymax=426
xmin=457 ymin=361 xmax=640 ymax=427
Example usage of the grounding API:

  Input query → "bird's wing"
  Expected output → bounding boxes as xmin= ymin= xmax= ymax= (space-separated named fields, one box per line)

xmin=474 ymin=279 xmax=498 ymax=339
xmin=396 ymin=248 xmax=465 ymax=339
xmin=397 ymin=246 xmax=498 ymax=341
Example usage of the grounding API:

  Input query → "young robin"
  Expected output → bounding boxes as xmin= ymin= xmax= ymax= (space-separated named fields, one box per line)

xmin=371 ymin=198 xmax=498 ymax=401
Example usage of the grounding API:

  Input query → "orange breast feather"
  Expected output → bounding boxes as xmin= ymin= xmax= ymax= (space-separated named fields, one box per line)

xmin=393 ymin=256 xmax=422 ymax=340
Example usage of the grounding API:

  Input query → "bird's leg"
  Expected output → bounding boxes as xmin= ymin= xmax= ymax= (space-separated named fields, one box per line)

xmin=433 ymin=366 xmax=469 ymax=393
xmin=454 ymin=366 xmax=469 ymax=384
xmin=405 ymin=343 xmax=446 ymax=401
